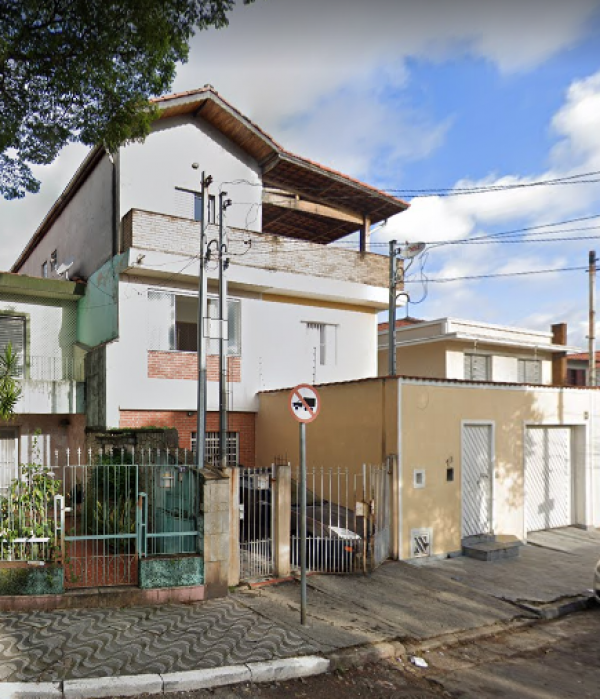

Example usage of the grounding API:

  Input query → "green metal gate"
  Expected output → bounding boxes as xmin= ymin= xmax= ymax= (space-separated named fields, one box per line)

xmin=56 ymin=452 xmax=200 ymax=589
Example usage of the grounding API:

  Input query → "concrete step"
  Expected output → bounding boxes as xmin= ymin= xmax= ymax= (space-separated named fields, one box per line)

xmin=462 ymin=536 xmax=523 ymax=562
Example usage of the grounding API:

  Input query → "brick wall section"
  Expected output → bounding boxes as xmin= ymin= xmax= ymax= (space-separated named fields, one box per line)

xmin=122 ymin=209 xmax=388 ymax=288
xmin=119 ymin=410 xmax=255 ymax=467
xmin=148 ymin=351 xmax=241 ymax=382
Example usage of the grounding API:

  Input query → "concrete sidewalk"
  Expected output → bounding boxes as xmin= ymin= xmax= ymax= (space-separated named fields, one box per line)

xmin=0 ymin=527 xmax=597 ymax=692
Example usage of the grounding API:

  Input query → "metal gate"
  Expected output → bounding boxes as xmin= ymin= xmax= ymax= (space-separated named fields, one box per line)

xmin=56 ymin=450 xmax=200 ymax=589
xmin=525 ymin=427 xmax=572 ymax=532
xmin=239 ymin=466 xmax=274 ymax=580
xmin=462 ymin=424 xmax=494 ymax=538
xmin=291 ymin=464 xmax=392 ymax=575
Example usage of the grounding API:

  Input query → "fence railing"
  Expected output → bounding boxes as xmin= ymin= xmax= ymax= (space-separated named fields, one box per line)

xmin=0 ymin=449 xmax=202 ymax=575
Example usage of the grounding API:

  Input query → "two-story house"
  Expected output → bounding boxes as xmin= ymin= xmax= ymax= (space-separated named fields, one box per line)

xmin=11 ymin=86 xmax=409 ymax=465
xmin=0 ymin=273 xmax=86 ymax=488
xmin=378 ymin=317 xmax=577 ymax=385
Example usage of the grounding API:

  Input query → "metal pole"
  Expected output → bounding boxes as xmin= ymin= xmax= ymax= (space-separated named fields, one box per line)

xmin=300 ymin=421 xmax=307 ymax=625
xmin=196 ymin=172 xmax=210 ymax=469
xmin=219 ymin=192 xmax=229 ymax=470
xmin=590 ymin=250 xmax=597 ymax=386
xmin=388 ymin=240 xmax=397 ymax=376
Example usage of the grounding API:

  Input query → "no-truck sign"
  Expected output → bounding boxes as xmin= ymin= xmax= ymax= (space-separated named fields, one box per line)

xmin=289 ymin=384 xmax=321 ymax=424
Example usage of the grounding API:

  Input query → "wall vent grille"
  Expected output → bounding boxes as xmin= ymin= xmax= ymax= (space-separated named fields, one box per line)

xmin=411 ymin=528 xmax=432 ymax=558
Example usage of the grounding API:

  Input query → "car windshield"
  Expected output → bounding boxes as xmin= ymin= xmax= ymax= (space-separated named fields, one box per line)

xmin=290 ymin=479 xmax=318 ymax=506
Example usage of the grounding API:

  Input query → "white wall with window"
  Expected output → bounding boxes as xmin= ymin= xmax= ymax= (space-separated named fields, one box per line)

xmin=119 ymin=116 xmax=262 ymax=232
xmin=106 ymin=278 xmax=379 ymax=426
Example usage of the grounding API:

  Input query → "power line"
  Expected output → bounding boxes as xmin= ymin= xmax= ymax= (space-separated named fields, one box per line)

xmin=405 ymin=265 xmax=588 ymax=285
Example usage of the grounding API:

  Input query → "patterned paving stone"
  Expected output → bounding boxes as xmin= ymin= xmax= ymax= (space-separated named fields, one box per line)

xmin=0 ymin=598 xmax=318 ymax=682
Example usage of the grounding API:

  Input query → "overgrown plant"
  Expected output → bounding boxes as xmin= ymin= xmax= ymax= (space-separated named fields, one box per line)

xmin=0 ymin=458 xmax=61 ymax=562
xmin=0 ymin=343 xmax=22 ymax=420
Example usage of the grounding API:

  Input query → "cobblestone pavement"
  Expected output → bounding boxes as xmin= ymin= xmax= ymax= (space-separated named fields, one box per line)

xmin=0 ymin=598 xmax=317 ymax=682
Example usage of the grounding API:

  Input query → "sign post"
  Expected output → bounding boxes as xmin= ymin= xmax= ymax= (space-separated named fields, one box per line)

xmin=289 ymin=384 xmax=321 ymax=626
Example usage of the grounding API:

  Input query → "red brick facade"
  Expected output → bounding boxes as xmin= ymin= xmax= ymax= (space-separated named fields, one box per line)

xmin=148 ymin=351 xmax=241 ymax=382
xmin=119 ymin=409 xmax=255 ymax=467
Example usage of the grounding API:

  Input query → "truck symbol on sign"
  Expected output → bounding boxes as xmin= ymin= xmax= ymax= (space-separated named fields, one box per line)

xmin=293 ymin=397 xmax=316 ymax=410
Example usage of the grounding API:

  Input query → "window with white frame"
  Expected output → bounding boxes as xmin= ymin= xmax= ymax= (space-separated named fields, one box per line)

xmin=464 ymin=353 xmax=490 ymax=381
xmin=518 ymin=358 xmax=541 ymax=384
xmin=147 ymin=290 xmax=241 ymax=355
xmin=41 ymin=261 xmax=48 ymax=278
xmin=191 ymin=431 xmax=239 ymax=466
xmin=304 ymin=322 xmax=336 ymax=366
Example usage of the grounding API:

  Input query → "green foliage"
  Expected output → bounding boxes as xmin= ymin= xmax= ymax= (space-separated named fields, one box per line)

xmin=0 ymin=343 xmax=22 ymax=420
xmin=0 ymin=461 xmax=61 ymax=562
xmin=0 ymin=0 xmax=254 ymax=199
xmin=86 ymin=457 xmax=137 ymax=547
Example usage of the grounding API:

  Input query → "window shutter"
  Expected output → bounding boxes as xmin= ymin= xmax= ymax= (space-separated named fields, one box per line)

xmin=227 ymin=300 xmax=241 ymax=356
xmin=147 ymin=291 xmax=175 ymax=350
xmin=0 ymin=317 xmax=25 ymax=375
xmin=465 ymin=354 xmax=489 ymax=381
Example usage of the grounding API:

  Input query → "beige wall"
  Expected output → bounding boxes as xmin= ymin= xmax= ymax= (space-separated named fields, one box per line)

xmin=400 ymin=382 xmax=595 ymax=558
xmin=378 ymin=342 xmax=446 ymax=378
xmin=256 ymin=378 xmax=398 ymax=475
xmin=257 ymin=376 xmax=599 ymax=563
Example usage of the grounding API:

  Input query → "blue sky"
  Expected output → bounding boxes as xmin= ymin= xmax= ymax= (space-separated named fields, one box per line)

xmin=2 ymin=0 xmax=600 ymax=346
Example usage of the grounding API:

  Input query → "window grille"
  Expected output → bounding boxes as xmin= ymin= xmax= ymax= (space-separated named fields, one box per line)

xmin=191 ymin=431 xmax=239 ymax=466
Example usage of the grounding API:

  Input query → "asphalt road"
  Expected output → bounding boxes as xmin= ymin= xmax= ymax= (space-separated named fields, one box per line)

xmin=148 ymin=605 xmax=600 ymax=699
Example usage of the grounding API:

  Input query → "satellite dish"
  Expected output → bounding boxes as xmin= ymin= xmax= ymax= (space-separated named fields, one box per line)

xmin=56 ymin=258 xmax=75 ymax=279
xmin=397 ymin=242 xmax=426 ymax=259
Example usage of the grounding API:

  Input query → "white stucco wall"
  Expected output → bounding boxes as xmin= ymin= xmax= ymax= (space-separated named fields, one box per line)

xmin=0 ymin=295 xmax=81 ymax=414
xmin=17 ymin=154 xmax=114 ymax=280
xmin=103 ymin=279 xmax=379 ymax=426
xmin=119 ymin=116 xmax=262 ymax=232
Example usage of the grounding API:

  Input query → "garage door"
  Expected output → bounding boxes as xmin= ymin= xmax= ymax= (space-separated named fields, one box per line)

xmin=525 ymin=427 xmax=571 ymax=532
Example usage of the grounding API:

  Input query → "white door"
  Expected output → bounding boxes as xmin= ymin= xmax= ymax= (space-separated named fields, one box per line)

xmin=0 ymin=430 xmax=18 ymax=495
xmin=462 ymin=424 xmax=494 ymax=538
xmin=525 ymin=427 xmax=571 ymax=532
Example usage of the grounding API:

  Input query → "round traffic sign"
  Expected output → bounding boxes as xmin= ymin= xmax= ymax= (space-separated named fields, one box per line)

xmin=289 ymin=384 xmax=321 ymax=423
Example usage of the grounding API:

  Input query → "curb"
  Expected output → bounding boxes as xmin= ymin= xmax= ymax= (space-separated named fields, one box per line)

xmin=3 ymin=656 xmax=331 ymax=699
xmin=513 ymin=594 xmax=596 ymax=620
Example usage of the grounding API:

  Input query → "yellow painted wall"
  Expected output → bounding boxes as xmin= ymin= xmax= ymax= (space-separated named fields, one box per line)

xmin=400 ymin=382 xmax=593 ymax=558
xmin=256 ymin=378 xmax=398 ymax=477
xmin=378 ymin=342 xmax=446 ymax=378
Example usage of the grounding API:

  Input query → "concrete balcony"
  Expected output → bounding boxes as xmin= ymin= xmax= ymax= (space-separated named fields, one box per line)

xmin=14 ymin=356 xmax=85 ymax=415
xmin=121 ymin=209 xmax=389 ymax=289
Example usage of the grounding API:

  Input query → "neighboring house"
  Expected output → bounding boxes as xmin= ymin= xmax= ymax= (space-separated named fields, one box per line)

xmin=378 ymin=317 xmax=577 ymax=385
xmin=258 ymin=375 xmax=600 ymax=559
xmin=11 ymin=86 xmax=408 ymax=465
xmin=0 ymin=273 xmax=86 ymax=488
xmin=566 ymin=351 xmax=600 ymax=386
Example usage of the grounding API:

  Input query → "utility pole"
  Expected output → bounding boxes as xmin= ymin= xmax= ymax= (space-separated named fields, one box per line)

xmin=195 ymin=170 xmax=212 ymax=469
xmin=388 ymin=240 xmax=398 ymax=376
xmin=589 ymin=250 xmax=596 ymax=386
xmin=218 ymin=192 xmax=231 ymax=470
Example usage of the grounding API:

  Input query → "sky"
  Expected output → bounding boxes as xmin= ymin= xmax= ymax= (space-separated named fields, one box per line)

xmin=3 ymin=0 xmax=600 ymax=347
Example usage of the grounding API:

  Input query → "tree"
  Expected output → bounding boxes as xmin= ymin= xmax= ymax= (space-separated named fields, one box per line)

xmin=0 ymin=344 xmax=22 ymax=420
xmin=0 ymin=0 xmax=253 ymax=200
